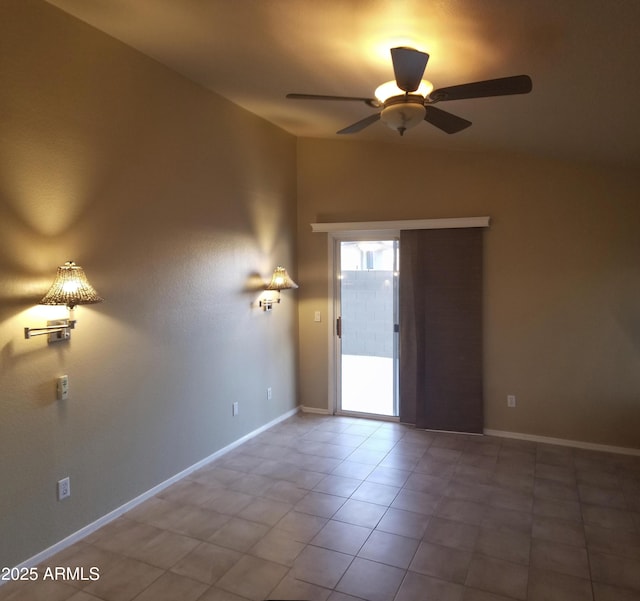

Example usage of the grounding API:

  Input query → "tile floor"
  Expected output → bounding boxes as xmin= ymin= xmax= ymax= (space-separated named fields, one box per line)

xmin=1 ymin=412 xmax=640 ymax=601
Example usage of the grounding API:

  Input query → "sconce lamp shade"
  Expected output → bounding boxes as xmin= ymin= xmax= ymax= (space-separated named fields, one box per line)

xmin=260 ymin=266 xmax=298 ymax=312
xmin=40 ymin=261 xmax=103 ymax=309
xmin=265 ymin=266 xmax=298 ymax=291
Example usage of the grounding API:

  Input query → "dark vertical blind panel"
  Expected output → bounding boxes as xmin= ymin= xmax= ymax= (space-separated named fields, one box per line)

xmin=399 ymin=228 xmax=483 ymax=433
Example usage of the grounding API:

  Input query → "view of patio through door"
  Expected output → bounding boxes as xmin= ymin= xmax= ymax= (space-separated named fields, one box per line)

xmin=337 ymin=239 xmax=399 ymax=417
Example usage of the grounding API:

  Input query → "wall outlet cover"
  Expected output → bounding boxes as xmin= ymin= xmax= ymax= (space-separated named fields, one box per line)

xmin=57 ymin=477 xmax=71 ymax=500
xmin=57 ymin=375 xmax=69 ymax=401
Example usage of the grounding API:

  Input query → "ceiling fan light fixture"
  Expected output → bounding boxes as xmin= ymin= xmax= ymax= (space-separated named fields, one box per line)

xmin=374 ymin=79 xmax=433 ymax=103
xmin=380 ymin=102 xmax=426 ymax=135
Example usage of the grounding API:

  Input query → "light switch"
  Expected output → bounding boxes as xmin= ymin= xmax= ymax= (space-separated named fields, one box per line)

xmin=314 ymin=311 xmax=321 ymax=322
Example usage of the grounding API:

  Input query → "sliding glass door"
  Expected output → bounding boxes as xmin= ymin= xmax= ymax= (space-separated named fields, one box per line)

xmin=335 ymin=238 xmax=399 ymax=417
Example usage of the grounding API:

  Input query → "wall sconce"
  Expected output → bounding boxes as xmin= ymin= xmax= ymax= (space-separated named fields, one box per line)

xmin=24 ymin=261 xmax=103 ymax=342
xmin=260 ymin=266 xmax=298 ymax=311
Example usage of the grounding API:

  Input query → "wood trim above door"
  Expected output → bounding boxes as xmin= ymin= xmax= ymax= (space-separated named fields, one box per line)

xmin=311 ymin=216 xmax=490 ymax=234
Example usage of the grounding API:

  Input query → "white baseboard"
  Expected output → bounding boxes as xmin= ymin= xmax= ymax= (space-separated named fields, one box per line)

xmin=10 ymin=406 xmax=300 ymax=574
xmin=300 ymin=405 xmax=331 ymax=415
xmin=485 ymin=428 xmax=640 ymax=457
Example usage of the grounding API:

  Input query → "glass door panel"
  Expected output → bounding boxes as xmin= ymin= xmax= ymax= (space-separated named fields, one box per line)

xmin=337 ymin=239 xmax=398 ymax=417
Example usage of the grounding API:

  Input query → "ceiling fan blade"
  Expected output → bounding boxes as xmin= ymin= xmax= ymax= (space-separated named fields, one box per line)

xmin=287 ymin=93 xmax=376 ymax=104
xmin=429 ymin=74 xmax=532 ymax=102
xmin=424 ymin=106 xmax=472 ymax=134
xmin=390 ymin=47 xmax=429 ymax=93
xmin=337 ymin=113 xmax=381 ymax=134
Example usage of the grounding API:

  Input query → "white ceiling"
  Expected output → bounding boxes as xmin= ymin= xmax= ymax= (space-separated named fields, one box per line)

xmin=46 ymin=0 xmax=640 ymax=165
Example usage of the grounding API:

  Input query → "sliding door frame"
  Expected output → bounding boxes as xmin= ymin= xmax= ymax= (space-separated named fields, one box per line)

xmin=332 ymin=234 xmax=400 ymax=420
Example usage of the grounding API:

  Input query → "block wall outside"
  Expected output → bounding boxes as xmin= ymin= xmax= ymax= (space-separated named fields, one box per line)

xmin=340 ymin=270 xmax=395 ymax=358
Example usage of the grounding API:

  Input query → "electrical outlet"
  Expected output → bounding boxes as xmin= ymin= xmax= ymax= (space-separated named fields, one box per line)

xmin=57 ymin=375 xmax=69 ymax=401
xmin=57 ymin=477 xmax=71 ymax=501
xmin=507 ymin=394 xmax=516 ymax=408
xmin=267 ymin=387 xmax=272 ymax=400
xmin=232 ymin=402 xmax=239 ymax=416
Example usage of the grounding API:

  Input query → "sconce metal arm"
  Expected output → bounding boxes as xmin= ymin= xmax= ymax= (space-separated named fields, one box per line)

xmin=24 ymin=319 xmax=75 ymax=340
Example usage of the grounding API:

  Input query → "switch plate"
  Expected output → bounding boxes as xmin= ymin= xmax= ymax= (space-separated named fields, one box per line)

xmin=57 ymin=477 xmax=71 ymax=501
xmin=232 ymin=402 xmax=239 ymax=416
xmin=57 ymin=375 xmax=69 ymax=401
xmin=314 ymin=311 xmax=321 ymax=322
xmin=507 ymin=394 xmax=516 ymax=408
xmin=267 ymin=387 xmax=272 ymax=400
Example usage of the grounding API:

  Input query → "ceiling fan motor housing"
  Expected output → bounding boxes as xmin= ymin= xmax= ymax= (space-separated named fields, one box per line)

xmin=381 ymin=95 xmax=426 ymax=135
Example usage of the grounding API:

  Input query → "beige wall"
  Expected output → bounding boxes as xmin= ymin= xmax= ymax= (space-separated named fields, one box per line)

xmin=297 ymin=137 xmax=640 ymax=450
xmin=0 ymin=1 xmax=298 ymax=567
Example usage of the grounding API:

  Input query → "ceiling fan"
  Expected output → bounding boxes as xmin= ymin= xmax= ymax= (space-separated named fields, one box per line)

xmin=287 ymin=47 xmax=532 ymax=136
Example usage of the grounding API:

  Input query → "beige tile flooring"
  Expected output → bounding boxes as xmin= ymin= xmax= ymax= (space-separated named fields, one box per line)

xmin=2 ymin=413 xmax=640 ymax=601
